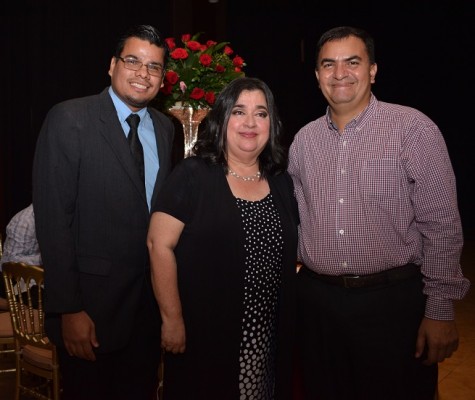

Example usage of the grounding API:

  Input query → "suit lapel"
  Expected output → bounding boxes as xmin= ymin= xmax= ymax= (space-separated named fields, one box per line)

xmin=97 ymin=89 xmax=148 ymax=204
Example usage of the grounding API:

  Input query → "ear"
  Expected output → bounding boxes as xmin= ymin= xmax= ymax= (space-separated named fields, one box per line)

xmin=108 ymin=56 xmax=117 ymax=78
xmin=370 ymin=63 xmax=377 ymax=84
xmin=315 ymin=69 xmax=321 ymax=87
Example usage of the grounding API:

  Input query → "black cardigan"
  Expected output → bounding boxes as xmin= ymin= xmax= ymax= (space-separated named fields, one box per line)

xmin=153 ymin=156 xmax=299 ymax=399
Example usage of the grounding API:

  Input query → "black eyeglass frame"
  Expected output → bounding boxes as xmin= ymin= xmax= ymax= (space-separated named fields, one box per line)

xmin=116 ymin=56 xmax=165 ymax=77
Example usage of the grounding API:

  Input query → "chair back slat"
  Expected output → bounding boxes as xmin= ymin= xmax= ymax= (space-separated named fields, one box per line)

xmin=2 ymin=262 xmax=49 ymax=348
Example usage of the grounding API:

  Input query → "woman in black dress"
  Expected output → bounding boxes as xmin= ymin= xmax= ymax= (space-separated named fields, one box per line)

xmin=147 ymin=77 xmax=299 ymax=399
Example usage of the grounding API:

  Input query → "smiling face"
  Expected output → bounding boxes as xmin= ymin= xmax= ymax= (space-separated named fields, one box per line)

xmin=108 ymin=37 xmax=166 ymax=112
xmin=315 ymin=35 xmax=377 ymax=115
xmin=225 ymin=89 xmax=270 ymax=164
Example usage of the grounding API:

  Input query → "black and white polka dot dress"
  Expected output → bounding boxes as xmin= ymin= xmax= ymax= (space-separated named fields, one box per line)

xmin=236 ymin=193 xmax=284 ymax=400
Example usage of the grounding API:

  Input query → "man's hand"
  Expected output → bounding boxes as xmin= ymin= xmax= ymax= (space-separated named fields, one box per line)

xmin=62 ymin=311 xmax=100 ymax=361
xmin=415 ymin=317 xmax=459 ymax=365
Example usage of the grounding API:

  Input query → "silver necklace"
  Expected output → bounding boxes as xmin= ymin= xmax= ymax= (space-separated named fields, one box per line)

xmin=228 ymin=169 xmax=261 ymax=182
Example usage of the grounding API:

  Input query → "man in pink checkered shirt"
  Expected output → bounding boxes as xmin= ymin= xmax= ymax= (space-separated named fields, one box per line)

xmin=288 ymin=26 xmax=470 ymax=400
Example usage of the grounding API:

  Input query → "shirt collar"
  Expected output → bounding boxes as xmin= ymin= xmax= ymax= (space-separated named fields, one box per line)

xmin=325 ymin=93 xmax=378 ymax=131
xmin=108 ymin=86 xmax=148 ymax=124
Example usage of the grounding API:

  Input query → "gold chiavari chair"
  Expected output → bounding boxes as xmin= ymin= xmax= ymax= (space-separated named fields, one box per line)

xmin=2 ymin=261 xmax=60 ymax=399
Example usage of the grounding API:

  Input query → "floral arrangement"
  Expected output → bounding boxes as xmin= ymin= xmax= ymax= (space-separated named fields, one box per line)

xmin=157 ymin=33 xmax=246 ymax=110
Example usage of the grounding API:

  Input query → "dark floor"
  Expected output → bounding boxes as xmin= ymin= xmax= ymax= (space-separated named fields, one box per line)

xmin=1 ymin=240 xmax=474 ymax=399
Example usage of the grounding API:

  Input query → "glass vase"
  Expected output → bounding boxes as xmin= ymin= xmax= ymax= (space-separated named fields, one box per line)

xmin=167 ymin=106 xmax=210 ymax=158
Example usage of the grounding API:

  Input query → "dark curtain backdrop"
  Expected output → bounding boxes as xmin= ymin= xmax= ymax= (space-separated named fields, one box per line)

xmin=1 ymin=0 xmax=474 ymax=238
xmin=227 ymin=1 xmax=474 ymax=238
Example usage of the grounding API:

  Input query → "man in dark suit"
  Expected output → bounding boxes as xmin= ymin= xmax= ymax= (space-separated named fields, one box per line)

xmin=32 ymin=24 xmax=174 ymax=400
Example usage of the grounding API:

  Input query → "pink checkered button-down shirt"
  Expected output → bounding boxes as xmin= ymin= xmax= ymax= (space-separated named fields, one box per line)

xmin=288 ymin=94 xmax=470 ymax=320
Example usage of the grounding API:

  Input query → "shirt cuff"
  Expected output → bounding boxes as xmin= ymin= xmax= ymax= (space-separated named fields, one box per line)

xmin=425 ymin=296 xmax=455 ymax=320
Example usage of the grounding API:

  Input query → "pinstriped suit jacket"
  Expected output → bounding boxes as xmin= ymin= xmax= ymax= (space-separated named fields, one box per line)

xmin=32 ymin=87 xmax=174 ymax=352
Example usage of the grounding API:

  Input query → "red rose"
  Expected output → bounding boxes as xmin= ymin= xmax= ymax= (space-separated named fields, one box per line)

xmin=206 ymin=40 xmax=217 ymax=48
xmin=165 ymin=70 xmax=179 ymax=84
xmin=190 ymin=87 xmax=205 ymax=100
xmin=165 ymin=38 xmax=176 ymax=50
xmin=224 ymin=46 xmax=233 ymax=55
xmin=205 ymin=91 xmax=216 ymax=105
xmin=234 ymin=67 xmax=242 ymax=72
xmin=160 ymin=83 xmax=173 ymax=95
xmin=215 ymin=64 xmax=225 ymax=73
xmin=170 ymin=48 xmax=189 ymax=60
xmin=186 ymin=40 xmax=202 ymax=51
xmin=232 ymin=56 xmax=244 ymax=68
xmin=181 ymin=34 xmax=191 ymax=42
xmin=199 ymin=54 xmax=213 ymax=67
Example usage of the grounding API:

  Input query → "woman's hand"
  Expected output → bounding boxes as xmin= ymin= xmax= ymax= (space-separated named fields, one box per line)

xmin=161 ymin=317 xmax=186 ymax=354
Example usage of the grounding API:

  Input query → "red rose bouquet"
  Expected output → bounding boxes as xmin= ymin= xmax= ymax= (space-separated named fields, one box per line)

xmin=157 ymin=33 xmax=246 ymax=110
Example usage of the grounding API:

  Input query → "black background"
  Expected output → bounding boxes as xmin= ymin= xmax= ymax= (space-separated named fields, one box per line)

xmin=1 ymin=0 xmax=473 ymax=238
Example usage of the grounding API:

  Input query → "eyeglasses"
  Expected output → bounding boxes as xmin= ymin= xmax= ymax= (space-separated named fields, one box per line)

xmin=116 ymin=56 xmax=164 ymax=77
